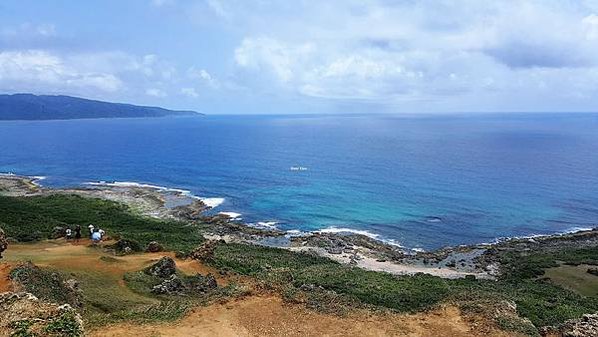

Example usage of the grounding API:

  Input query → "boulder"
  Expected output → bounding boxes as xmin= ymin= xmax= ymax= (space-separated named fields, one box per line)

xmin=51 ymin=226 xmax=66 ymax=239
xmin=9 ymin=262 xmax=82 ymax=309
xmin=144 ymin=257 xmax=176 ymax=278
xmin=558 ymin=314 xmax=598 ymax=337
xmin=146 ymin=241 xmax=164 ymax=253
xmin=151 ymin=275 xmax=186 ymax=295
xmin=108 ymin=239 xmax=142 ymax=255
xmin=186 ymin=273 xmax=218 ymax=293
xmin=189 ymin=240 xmax=223 ymax=262
xmin=0 ymin=292 xmax=84 ymax=336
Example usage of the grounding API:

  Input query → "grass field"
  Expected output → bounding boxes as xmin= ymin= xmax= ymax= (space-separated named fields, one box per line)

xmin=544 ymin=264 xmax=598 ymax=297
xmin=0 ymin=194 xmax=204 ymax=252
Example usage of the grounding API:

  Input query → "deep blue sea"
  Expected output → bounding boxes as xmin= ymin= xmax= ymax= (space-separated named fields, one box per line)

xmin=1 ymin=114 xmax=597 ymax=250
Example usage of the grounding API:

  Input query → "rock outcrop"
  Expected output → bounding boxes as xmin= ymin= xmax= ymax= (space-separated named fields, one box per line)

xmin=0 ymin=292 xmax=84 ymax=336
xmin=189 ymin=240 xmax=223 ymax=262
xmin=0 ymin=227 xmax=8 ymax=258
xmin=10 ymin=262 xmax=83 ymax=309
xmin=108 ymin=239 xmax=142 ymax=255
xmin=143 ymin=256 xmax=218 ymax=296
xmin=146 ymin=241 xmax=164 ymax=253
xmin=51 ymin=226 xmax=67 ymax=239
xmin=152 ymin=275 xmax=186 ymax=295
xmin=560 ymin=314 xmax=598 ymax=337
xmin=144 ymin=257 xmax=176 ymax=278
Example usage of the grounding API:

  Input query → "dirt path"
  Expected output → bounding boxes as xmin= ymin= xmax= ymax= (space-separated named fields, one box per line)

xmin=90 ymin=295 xmax=513 ymax=337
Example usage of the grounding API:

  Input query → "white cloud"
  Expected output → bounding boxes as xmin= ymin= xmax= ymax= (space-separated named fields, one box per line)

xmin=0 ymin=50 xmax=123 ymax=92
xmin=583 ymin=14 xmax=598 ymax=39
xmin=180 ymin=87 xmax=199 ymax=98
xmin=228 ymin=1 xmax=598 ymax=106
xmin=234 ymin=37 xmax=314 ymax=83
xmin=145 ymin=88 xmax=167 ymax=97
xmin=206 ymin=0 xmax=230 ymax=19
xmin=187 ymin=67 xmax=219 ymax=88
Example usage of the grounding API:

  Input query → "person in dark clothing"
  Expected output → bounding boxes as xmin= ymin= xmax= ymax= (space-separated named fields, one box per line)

xmin=74 ymin=225 xmax=82 ymax=243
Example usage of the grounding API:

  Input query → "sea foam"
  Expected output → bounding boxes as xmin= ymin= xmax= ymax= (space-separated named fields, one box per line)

xmin=485 ymin=226 xmax=596 ymax=245
xmin=317 ymin=226 xmax=404 ymax=247
xmin=247 ymin=221 xmax=278 ymax=229
xmin=218 ymin=212 xmax=242 ymax=220
xmin=201 ymin=197 xmax=225 ymax=208
xmin=318 ymin=226 xmax=381 ymax=239
xmin=85 ymin=181 xmax=225 ymax=208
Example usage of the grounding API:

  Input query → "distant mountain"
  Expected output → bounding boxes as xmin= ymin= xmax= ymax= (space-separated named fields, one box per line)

xmin=0 ymin=94 xmax=201 ymax=120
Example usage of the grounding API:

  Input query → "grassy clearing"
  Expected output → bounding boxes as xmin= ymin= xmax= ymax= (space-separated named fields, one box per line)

xmin=544 ymin=264 xmax=598 ymax=297
xmin=0 ymin=194 xmax=204 ymax=252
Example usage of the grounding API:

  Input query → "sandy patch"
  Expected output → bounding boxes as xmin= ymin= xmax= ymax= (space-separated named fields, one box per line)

xmin=289 ymin=246 xmax=492 ymax=279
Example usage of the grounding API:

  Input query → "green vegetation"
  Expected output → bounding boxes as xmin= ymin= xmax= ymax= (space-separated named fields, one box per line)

xmin=9 ymin=320 xmax=35 ymax=337
xmin=0 ymin=194 xmax=204 ymax=251
xmin=499 ymin=247 xmax=598 ymax=280
xmin=44 ymin=312 xmax=83 ymax=337
xmin=212 ymin=243 xmax=448 ymax=312
xmin=544 ymin=264 xmax=598 ymax=297
xmin=0 ymin=93 xmax=199 ymax=121
xmin=9 ymin=263 xmax=80 ymax=308
xmin=9 ymin=315 xmax=83 ymax=337
xmin=212 ymin=243 xmax=598 ymax=334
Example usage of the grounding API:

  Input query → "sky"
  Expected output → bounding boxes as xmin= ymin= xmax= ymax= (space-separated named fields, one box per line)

xmin=1 ymin=0 xmax=598 ymax=114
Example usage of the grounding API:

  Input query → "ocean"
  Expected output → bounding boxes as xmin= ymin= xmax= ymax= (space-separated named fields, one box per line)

xmin=1 ymin=113 xmax=597 ymax=250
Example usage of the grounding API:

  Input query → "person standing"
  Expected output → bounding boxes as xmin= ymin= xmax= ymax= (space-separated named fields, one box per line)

xmin=88 ymin=224 xmax=94 ymax=238
xmin=74 ymin=225 xmax=82 ymax=243
xmin=65 ymin=227 xmax=72 ymax=241
xmin=91 ymin=228 xmax=102 ymax=244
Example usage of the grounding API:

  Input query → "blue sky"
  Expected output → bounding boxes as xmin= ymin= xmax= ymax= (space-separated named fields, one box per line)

xmin=1 ymin=0 xmax=598 ymax=114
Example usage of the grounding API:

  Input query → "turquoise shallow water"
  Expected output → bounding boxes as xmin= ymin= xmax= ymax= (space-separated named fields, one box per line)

xmin=0 ymin=113 xmax=597 ymax=250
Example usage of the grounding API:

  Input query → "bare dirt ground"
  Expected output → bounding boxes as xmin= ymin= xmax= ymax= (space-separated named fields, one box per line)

xmin=90 ymin=296 xmax=511 ymax=337
xmin=0 ymin=241 xmax=517 ymax=337
xmin=0 ymin=263 xmax=14 ymax=292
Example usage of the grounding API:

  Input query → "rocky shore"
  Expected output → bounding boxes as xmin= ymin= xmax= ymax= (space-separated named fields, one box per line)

xmin=2 ymin=174 xmax=596 ymax=280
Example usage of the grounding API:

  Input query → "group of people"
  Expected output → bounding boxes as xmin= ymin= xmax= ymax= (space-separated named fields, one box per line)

xmin=64 ymin=224 xmax=105 ymax=243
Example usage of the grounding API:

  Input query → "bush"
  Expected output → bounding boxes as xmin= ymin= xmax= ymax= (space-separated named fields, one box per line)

xmin=44 ymin=312 xmax=84 ymax=337
xmin=213 ymin=243 xmax=449 ymax=312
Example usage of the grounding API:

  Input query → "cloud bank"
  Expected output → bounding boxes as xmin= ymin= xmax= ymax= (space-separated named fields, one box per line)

xmin=1 ymin=0 xmax=598 ymax=113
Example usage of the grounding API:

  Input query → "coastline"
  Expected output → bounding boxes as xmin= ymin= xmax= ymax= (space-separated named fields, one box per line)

xmin=1 ymin=173 xmax=596 ymax=280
